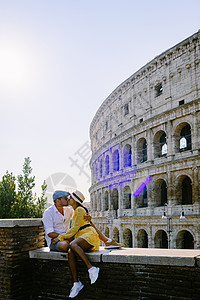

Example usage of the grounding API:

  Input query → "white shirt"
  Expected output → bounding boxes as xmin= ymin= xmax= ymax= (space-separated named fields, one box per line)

xmin=42 ymin=205 xmax=74 ymax=247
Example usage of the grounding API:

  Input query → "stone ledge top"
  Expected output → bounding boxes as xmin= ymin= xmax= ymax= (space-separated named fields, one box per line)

xmin=0 ymin=218 xmax=43 ymax=227
xmin=29 ymin=247 xmax=109 ymax=263
xmin=102 ymin=248 xmax=200 ymax=267
xmin=29 ymin=247 xmax=200 ymax=267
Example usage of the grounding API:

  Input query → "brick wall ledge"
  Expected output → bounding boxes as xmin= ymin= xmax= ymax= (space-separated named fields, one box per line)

xmin=0 ymin=218 xmax=43 ymax=227
xmin=29 ymin=246 xmax=200 ymax=267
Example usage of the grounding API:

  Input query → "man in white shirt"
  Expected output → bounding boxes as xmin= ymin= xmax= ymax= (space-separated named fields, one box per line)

xmin=43 ymin=190 xmax=124 ymax=252
xmin=43 ymin=191 xmax=73 ymax=251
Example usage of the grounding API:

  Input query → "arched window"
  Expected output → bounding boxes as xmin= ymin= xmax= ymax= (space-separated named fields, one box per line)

xmin=104 ymin=191 xmax=109 ymax=211
xmin=176 ymin=230 xmax=194 ymax=249
xmin=160 ymin=133 xmax=167 ymax=156
xmin=137 ymin=229 xmax=148 ymax=248
xmin=124 ymin=186 xmax=131 ymax=209
xmin=95 ymin=162 xmax=98 ymax=180
xmin=105 ymin=155 xmax=109 ymax=175
xmin=113 ymin=150 xmax=119 ymax=172
xmin=136 ymin=184 xmax=148 ymax=208
xmin=142 ymin=185 xmax=147 ymax=207
xmin=180 ymin=124 xmax=191 ymax=152
xmin=113 ymin=227 xmax=119 ymax=242
xmin=105 ymin=227 xmax=109 ymax=238
xmin=154 ymin=131 xmax=167 ymax=158
xmin=123 ymin=229 xmax=132 ymax=247
xmin=182 ymin=176 xmax=192 ymax=204
xmin=137 ymin=138 xmax=147 ymax=163
xmin=161 ymin=181 xmax=167 ymax=206
xmin=97 ymin=192 xmax=101 ymax=211
xmin=154 ymin=230 xmax=168 ymax=248
xmin=99 ymin=159 xmax=102 ymax=178
xmin=94 ymin=194 xmax=97 ymax=211
xmin=124 ymin=144 xmax=132 ymax=167
xmin=154 ymin=179 xmax=167 ymax=207
xmin=111 ymin=189 xmax=118 ymax=211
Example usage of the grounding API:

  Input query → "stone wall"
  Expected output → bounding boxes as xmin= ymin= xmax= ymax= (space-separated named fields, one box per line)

xmin=1 ymin=219 xmax=200 ymax=300
xmin=0 ymin=219 xmax=44 ymax=300
xmin=30 ymin=247 xmax=200 ymax=300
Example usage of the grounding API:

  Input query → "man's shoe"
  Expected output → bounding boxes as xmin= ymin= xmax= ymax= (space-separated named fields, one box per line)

xmin=69 ymin=281 xmax=84 ymax=298
xmin=104 ymin=239 xmax=124 ymax=249
xmin=88 ymin=266 xmax=100 ymax=284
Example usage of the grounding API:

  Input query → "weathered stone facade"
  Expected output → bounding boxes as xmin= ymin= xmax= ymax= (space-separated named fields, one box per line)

xmin=89 ymin=31 xmax=200 ymax=249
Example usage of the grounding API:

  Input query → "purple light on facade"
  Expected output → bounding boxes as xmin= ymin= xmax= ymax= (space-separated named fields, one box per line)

xmin=133 ymin=175 xmax=152 ymax=197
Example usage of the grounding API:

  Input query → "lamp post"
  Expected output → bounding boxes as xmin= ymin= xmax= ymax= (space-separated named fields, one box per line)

xmin=162 ymin=203 xmax=185 ymax=249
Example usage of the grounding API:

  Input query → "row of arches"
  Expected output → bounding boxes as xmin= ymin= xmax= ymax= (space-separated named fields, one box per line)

xmin=105 ymin=227 xmax=195 ymax=249
xmin=92 ymin=175 xmax=193 ymax=212
xmin=93 ymin=122 xmax=192 ymax=180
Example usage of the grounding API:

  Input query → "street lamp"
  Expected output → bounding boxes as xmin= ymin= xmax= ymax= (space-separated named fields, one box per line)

xmin=162 ymin=203 xmax=185 ymax=249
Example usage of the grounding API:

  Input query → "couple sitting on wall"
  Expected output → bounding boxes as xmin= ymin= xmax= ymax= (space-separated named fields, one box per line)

xmin=43 ymin=190 xmax=124 ymax=298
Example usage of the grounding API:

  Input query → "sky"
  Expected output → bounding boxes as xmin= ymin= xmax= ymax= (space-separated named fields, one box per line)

xmin=0 ymin=0 xmax=199 ymax=204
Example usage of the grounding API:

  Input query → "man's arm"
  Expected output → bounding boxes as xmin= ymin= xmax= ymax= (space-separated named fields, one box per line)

xmin=48 ymin=232 xmax=59 ymax=239
xmin=43 ymin=209 xmax=58 ymax=239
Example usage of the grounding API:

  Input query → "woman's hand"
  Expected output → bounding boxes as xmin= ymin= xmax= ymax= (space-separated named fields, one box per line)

xmin=52 ymin=237 xmax=59 ymax=245
xmin=84 ymin=213 xmax=92 ymax=222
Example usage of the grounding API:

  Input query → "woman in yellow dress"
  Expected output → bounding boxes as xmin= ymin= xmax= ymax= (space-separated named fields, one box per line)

xmin=52 ymin=190 xmax=100 ymax=298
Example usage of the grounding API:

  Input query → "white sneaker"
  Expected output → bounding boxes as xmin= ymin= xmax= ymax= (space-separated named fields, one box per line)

xmin=69 ymin=281 xmax=84 ymax=298
xmin=88 ymin=266 xmax=100 ymax=284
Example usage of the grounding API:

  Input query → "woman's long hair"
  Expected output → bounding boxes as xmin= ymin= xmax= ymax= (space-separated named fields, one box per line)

xmin=76 ymin=202 xmax=88 ymax=214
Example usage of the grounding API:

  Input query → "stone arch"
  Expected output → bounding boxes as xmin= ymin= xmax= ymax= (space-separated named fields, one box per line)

xmin=176 ymin=230 xmax=194 ymax=249
xmin=99 ymin=159 xmax=103 ymax=178
xmin=135 ymin=184 xmax=148 ymax=208
xmin=153 ymin=130 xmax=167 ymax=158
xmin=112 ymin=149 xmax=119 ymax=172
xmin=137 ymin=229 xmax=148 ymax=248
xmin=105 ymin=154 xmax=110 ymax=175
xmin=123 ymin=228 xmax=132 ymax=247
xmin=123 ymin=185 xmax=131 ymax=209
xmin=123 ymin=144 xmax=132 ymax=168
xmin=111 ymin=189 xmax=118 ymax=211
xmin=95 ymin=161 xmax=98 ymax=180
xmin=175 ymin=175 xmax=192 ymax=205
xmin=90 ymin=194 xmax=94 ymax=211
xmin=104 ymin=190 xmax=109 ymax=211
xmin=105 ymin=227 xmax=109 ymax=239
xmin=154 ymin=230 xmax=168 ymax=248
xmin=93 ymin=193 xmax=97 ymax=211
xmin=174 ymin=122 xmax=192 ymax=153
xmin=137 ymin=138 xmax=147 ymax=164
xmin=153 ymin=178 xmax=167 ymax=207
xmin=98 ymin=192 xmax=101 ymax=211
xmin=113 ymin=227 xmax=119 ymax=242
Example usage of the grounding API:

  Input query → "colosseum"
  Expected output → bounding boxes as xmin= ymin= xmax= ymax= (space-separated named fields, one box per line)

xmin=89 ymin=31 xmax=200 ymax=249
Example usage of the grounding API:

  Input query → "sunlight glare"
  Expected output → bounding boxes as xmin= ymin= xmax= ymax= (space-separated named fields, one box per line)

xmin=0 ymin=42 xmax=36 ymax=96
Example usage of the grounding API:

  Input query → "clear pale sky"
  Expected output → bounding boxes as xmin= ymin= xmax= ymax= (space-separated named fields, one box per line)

xmin=0 ymin=0 xmax=199 ymax=203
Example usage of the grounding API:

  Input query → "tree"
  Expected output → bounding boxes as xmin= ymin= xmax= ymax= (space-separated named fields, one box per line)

xmin=32 ymin=180 xmax=48 ymax=218
xmin=0 ymin=157 xmax=47 ymax=218
xmin=0 ymin=172 xmax=16 ymax=218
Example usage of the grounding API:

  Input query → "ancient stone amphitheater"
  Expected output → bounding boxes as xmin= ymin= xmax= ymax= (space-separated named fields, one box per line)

xmin=89 ymin=31 xmax=200 ymax=249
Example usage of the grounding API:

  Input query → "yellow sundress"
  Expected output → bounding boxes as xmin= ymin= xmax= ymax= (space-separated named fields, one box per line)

xmin=57 ymin=206 xmax=100 ymax=251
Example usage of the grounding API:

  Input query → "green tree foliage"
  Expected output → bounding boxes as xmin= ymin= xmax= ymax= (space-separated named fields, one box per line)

xmin=0 ymin=157 xmax=47 ymax=219
xmin=0 ymin=172 xmax=16 ymax=218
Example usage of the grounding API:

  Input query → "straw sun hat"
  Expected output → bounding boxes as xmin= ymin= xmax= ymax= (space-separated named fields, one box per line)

xmin=71 ymin=190 xmax=85 ymax=206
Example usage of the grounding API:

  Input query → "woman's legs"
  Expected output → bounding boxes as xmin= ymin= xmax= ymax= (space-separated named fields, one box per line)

xmin=69 ymin=238 xmax=93 ymax=270
xmin=58 ymin=240 xmax=70 ymax=252
xmin=68 ymin=248 xmax=78 ymax=282
xmin=68 ymin=237 xmax=100 ymax=297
